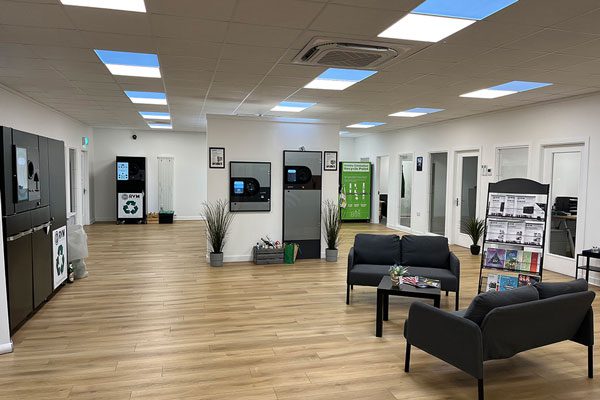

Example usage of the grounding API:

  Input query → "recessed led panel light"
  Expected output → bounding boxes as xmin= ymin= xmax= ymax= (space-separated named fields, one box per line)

xmin=390 ymin=107 xmax=445 ymax=117
xmin=271 ymin=101 xmax=317 ymax=112
xmin=347 ymin=122 xmax=386 ymax=129
xmin=95 ymin=50 xmax=160 ymax=78
xmin=305 ymin=68 xmax=377 ymax=90
xmin=148 ymin=123 xmax=172 ymax=130
xmin=378 ymin=13 xmax=475 ymax=42
xmin=125 ymin=91 xmax=167 ymax=105
xmin=413 ymin=0 xmax=519 ymax=20
xmin=460 ymin=89 xmax=516 ymax=99
xmin=60 ymin=0 xmax=146 ymax=13
xmin=139 ymin=112 xmax=170 ymax=120
xmin=460 ymin=81 xmax=552 ymax=99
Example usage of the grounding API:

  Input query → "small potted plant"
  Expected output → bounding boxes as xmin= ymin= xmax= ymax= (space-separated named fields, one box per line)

xmin=322 ymin=199 xmax=341 ymax=262
xmin=202 ymin=199 xmax=234 ymax=267
xmin=462 ymin=217 xmax=485 ymax=255
xmin=389 ymin=264 xmax=409 ymax=286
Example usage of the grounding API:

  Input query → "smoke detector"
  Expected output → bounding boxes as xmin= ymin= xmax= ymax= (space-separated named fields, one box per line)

xmin=293 ymin=37 xmax=413 ymax=68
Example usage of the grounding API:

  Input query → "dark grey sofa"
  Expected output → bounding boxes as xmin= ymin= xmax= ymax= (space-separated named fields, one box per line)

xmin=404 ymin=279 xmax=595 ymax=400
xmin=347 ymin=234 xmax=460 ymax=310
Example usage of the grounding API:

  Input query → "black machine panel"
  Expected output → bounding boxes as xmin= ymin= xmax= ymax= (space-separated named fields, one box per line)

xmin=116 ymin=156 xmax=147 ymax=223
xmin=229 ymin=162 xmax=271 ymax=212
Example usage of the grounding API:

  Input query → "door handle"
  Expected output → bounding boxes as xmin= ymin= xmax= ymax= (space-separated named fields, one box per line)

xmin=32 ymin=221 xmax=52 ymax=234
xmin=456 ymin=198 xmax=460 ymax=207
xmin=6 ymin=229 xmax=33 ymax=242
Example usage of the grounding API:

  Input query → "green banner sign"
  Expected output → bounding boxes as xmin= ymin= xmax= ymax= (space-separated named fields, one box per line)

xmin=340 ymin=162 xmax=371 ymax=221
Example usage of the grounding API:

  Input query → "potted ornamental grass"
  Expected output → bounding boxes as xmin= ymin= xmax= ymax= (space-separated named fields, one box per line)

xmin=389 ymin=264 xmax=409 ymax=286
xmin=202 ymin=199 xmax=234 ymax=267
xmin=462 ymin=217 xmax=485 ymax=255
xmin=322 ymin=200 xmax=341 ymax=262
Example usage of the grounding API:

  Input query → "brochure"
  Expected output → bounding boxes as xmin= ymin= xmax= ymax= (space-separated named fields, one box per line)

xmin=506 ymin=221 xmax=525 ymax=244
xmin=487 ymin=219 xmax=508 ymax=242
xmin=518 ymin=274 xmax=540 ymax=287
xmin=488 ymin=193 xmax=506 ymax=216
xmin=486 ymin=274 xmax=499 ymax=292
xmin=498 ymin=275 xmax=519 ymax=291
xmin=485 ymin=248 xmax=506 ymax=269
xmin=504 ymin=250 xmax=521 ymax=270
xmin=523 ymin=222 xmax=544 ymax=246
xmin=504 ymin=195 xmax=517 ymax=217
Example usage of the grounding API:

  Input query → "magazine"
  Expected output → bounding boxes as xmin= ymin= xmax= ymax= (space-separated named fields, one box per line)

xmin=515 ymin=195 xmax=536 ymax=218
xmin=503 ymin=195 xmax=517 ymax=217
xmin=488 ymin=193 xmax=506 ymax=216
xmin=504 ymin=250 xmax=521 ymax=270
xmin=518 ymin=274 xmax=540 ymax=287
xmin=487 ymin=219 xmax=508 ymax=242
xmin=523 ymin=222 xmax=544 ymax=246
xmin=506 ymin=221 xmax=525 ymax=244
xmin=485 ymin=248 xmax=506 ymax=269
xmin=402 ymin=276 xmax=441 ymax=289
xmin=498 ymin=275 xmax=519 ymax=291
xmin=486 ymin=274 xmax=499 ymax=292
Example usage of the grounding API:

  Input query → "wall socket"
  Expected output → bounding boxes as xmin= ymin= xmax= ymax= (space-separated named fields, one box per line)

xmin=481 ymin=165 xmax=493 ymax=176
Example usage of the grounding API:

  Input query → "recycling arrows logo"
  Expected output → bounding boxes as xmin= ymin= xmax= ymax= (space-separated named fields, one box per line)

xmin=123 ymin=200 xmax=139 ymax=215
xmin=56 ymin=244 xmax=65 ymax=275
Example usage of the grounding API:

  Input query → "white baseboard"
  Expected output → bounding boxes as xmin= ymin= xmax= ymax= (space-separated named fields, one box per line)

xmin=0 ymin=341 xmax=13 ymax=355
xmin=174 ymin=216 xmax=205 ymax=221
xmin=208 ymin=253 xmax=327 ymax=263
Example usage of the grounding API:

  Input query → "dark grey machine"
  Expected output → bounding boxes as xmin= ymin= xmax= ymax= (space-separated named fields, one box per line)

xmin=283 ymin=151 xmax=322 ymax=259
xmin=230 ymin=162 xmax=271 ymax=212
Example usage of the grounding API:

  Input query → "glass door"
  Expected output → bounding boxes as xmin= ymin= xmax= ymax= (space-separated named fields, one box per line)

xmin=429 ymin=153 xmax=448 ymax=235
xmin=454 ymin=151 xmax=479 ymax=247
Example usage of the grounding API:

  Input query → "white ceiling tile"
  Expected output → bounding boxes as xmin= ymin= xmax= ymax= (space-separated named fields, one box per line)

xmin=506 ymin=29 xmax=599 ymax=52
xmin=309 ymin=4 xmax=405 ymax=36
xmin=233 ymin=0 xmax=324 ymax=29
xmin=150 ymin=15 xmax=228 ymax=41
xmin=146 ymin=0 xmax=237 ymax=20
xmin=0 ymin=1 xmax=73 ymax=29
xmin=64 ymin=7 xmax=152 ymax=36
xmin=225 ymin=23 xmax=302 ymax=48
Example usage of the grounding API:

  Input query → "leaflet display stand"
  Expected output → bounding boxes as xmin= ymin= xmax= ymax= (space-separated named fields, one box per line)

xmin=478 ymin=178 xmax=550 ymax=293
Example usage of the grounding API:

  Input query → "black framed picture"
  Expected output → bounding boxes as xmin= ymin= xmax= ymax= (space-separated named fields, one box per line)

xmin=209 ymin=147 xmax=225 ymax=169
xmin=324 ymin=151 xmax=338 ymax=171
xmin=416 ymin=156 xmax=423 ymax=172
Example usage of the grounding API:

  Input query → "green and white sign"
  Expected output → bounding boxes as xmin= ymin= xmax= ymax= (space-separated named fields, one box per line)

xmin=118 ymin=193 xmax=143 ymax=219
xmin=52 ymin=226 xmax=67 ymax=289
xmin=340 ymin=162 xmax=372 ymax=221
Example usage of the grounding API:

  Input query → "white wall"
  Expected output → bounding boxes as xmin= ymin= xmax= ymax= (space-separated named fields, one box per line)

xmin=206 ymin=115 xmax=340 ymax=262
xmin=339 ymin=137 xmax=356 ymax=161
xmin=92 ymin=128 xmax=207 ymax=221
xmin=350 ymin=92 xmax=600 ymax=282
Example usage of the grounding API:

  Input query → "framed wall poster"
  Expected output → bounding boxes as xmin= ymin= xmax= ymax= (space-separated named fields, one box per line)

xmin=416 ymin=156 xmax=423 ymax=172
xmin=209 ymin=147 xmax=225 ymax=169
xmin=324 ymin=151 xmax=338 ymax=171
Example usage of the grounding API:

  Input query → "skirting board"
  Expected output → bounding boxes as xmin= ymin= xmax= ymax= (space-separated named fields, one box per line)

xmin=94 ymin=216 xmax=205 ymax=222
xmin=0 ymin=341 xmax=13 ymax=355
xmin=207 ymin=253 xmax=327 ymax=263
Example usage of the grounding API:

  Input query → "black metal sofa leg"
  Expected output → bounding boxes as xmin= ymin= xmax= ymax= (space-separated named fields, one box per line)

xmin=455 ymin=290 xmax=459 ymax=311
xmin=346 ymin=285 xmax=350 ymax=305
xmin=589 ymin=345 xmax=594 ymax=379
xmin=404 ymin=343 xmax=411 ymax=373
xmin=478 ymin=378 xmax=484 ymax=400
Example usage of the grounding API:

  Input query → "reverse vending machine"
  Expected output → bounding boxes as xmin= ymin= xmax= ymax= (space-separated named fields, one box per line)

xmin=229 ymin=161 xmax=271 ymax=212
xmin=282 ymin=151 xmax=322 ymax=259
xmin=116 ymin=156 xmax=146 ymax=224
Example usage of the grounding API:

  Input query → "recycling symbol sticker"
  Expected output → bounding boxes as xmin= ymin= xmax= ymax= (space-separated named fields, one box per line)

xmin=55 ymin=244 xmax=65 ymax=275
xmin=123 ymin=200 xmax=139 ymax=215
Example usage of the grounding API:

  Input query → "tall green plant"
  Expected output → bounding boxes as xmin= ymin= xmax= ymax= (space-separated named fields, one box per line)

xmin=202 ymin=200 xmax=234 ymax=254
xmin=462 ymin=217 xmax=485 ymax=245
xmin=322 ymin=200 xmax=341 ymax=250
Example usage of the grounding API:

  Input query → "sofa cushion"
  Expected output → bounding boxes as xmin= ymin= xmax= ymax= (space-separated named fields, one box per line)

xmin=405 ymin=266 xmax=458 ymax=292
xmin=347 ymin=264 xmax=390 ymax=286
xmin=353 ymin=234 xmax=401 ymax=266
xmin=534 ymin=279 xmax=588 ymax=299
xmin=401 ymin=235 xmax=449 ymax=269
xmin=464 ymin=285 xmax=539 ymax=326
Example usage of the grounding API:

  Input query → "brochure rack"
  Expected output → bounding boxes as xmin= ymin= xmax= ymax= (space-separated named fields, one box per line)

xmin=478 ymin=178 xmax=550 ymax=293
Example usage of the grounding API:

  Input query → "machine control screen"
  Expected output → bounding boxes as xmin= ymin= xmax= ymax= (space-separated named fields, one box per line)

xmin=233 ymin=180 xmax=245 ymax=194
xmin=117 ymin=162 xmax=129 ymax=181
xmin=287 ymin=169 xmax=297 ymax=183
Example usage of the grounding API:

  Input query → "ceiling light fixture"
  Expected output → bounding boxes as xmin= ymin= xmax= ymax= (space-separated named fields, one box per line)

xmin=148 ymin=123 xmax=172 ymax=130
xmin=390 ymin=107 xmax=445 ymax=117
xmin=125 ymin=91 xmax=167 ymax=105
xmin=139 ymin=112 xmax=170 ymax=120
xmin=271 ymin=101 xmax=317 ymax=112
xmin=95 ymin=50 xmax=160 ymax=78
xmin=305 ymin=68 xmax=377 ymax=91
xmin=461 ymin=81 xmax=552 ymax=99
xmin=379 ymin=0 xmax=519 ymax=42
xmin=347 ymin=122 xmax=386 ymax=129
xmin=60 ymin=0 xmax=146 ymax=13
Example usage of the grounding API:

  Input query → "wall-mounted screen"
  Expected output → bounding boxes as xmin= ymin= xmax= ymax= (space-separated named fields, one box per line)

xmin=287 ymin=169 xmax=297 ymax=183
xmin=15 ymin=146 xmax=28 ymax=202
xmin=117 ymin=162 xmax=129 ymax=181
xmin=233 ymin=181 xmax=244 ymax=194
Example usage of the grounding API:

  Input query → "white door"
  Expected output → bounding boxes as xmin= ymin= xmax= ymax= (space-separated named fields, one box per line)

xmin=454 ymin=151 xmax=480 ymax=247
xmin=80 ymin=150 xmax=90 ymax=225
xmin=542 ymin=144 xmax=585 ymax=276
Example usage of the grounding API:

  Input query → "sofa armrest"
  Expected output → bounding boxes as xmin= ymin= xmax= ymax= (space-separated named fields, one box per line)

xmin=347 ymin=246 xmax=355 ymax=274
xmin=572 ymin=307 xmax=594 ymax=346
xmin=405 ymin=302 xmax=483 ymax=379
xmin=449 ymin=252 xmax=460 ymax=281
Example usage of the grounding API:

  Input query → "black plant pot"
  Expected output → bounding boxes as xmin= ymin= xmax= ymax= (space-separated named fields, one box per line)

xmin=470 ymin=245 xmax=481 ymax=256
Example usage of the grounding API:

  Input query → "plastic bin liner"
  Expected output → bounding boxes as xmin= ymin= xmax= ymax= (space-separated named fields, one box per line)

xmin=67 ymin=225 xmax=89 ymax=262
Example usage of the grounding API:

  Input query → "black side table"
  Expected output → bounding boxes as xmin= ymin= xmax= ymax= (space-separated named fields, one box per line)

xmin=576 ymin=249 xmax=600 ymax=282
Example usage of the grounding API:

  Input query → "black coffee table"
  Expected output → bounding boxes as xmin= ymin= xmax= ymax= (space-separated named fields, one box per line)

xmin=376 ymin=275 xmax=441 ymax=337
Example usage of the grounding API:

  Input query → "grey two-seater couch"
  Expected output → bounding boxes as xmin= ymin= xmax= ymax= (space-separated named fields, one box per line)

xmin=404 ymin=279 xmax=595 ymax=400
xmin=347 ymin=234 xmax=460 ymax=310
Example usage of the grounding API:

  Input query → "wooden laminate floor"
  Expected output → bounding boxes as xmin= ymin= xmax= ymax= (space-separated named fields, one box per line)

xmin=1 ymin=222 xmax=599 ymax=399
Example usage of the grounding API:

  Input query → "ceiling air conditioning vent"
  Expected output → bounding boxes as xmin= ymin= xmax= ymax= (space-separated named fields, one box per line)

xmin=293 ymin=38 xmax=412 ymax=68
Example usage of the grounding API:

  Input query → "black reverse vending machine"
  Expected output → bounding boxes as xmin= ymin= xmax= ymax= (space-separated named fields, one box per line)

xmin=116 ymin=156 xmax=146 ymax=224
xmin=282 ymin=151 xmax=322 ymax=259
xmin=1 ymin=126 xmax=67 ymax=334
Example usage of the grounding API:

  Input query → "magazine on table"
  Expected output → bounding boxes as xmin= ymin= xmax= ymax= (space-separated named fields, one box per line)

xmin=487 ymin=219 xmax=508 ymax=242
xmin=402 ymin=276 xmax=441 ymax=289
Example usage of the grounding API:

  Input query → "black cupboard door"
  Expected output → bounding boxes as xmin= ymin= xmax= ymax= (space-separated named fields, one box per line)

xmin=6 ymin=234 xmax=34 ymax=331
xmin=48 ymin=138 xmax=66 ymax=227
xmin=32 ymin=228 xmax=52 ymax=308
xmin=38 ymin=136 xmax=49 ymax=208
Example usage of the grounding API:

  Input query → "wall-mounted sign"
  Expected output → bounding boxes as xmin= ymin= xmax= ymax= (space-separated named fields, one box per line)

xmin=416 ymin=156 xmax=423 ymax=172
xmin=209 ymin=147 xmax=225 ymax=169
xmin=324 ymin=151 xmax=338 ymax=171
xmin=52 ymin=226 xmax=67 ymax=289
xmin=118 ymin=193 xmax=144 ymax=218
xmin=340 ymin=162 xmax=371 ymax=221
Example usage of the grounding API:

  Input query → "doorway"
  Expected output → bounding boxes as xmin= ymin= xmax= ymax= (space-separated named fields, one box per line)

xmin=375 ymin=155 xmax=390 ymax=225
xmin=398 ymin=154 xmax=413 ymax=228
xmin=429 ymin=153 xmax=448 ymax=235
xmin=80 ymin=150 xmax=90 ymax=225
xmin=453 ymin=151 xmax=479 ymax=247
